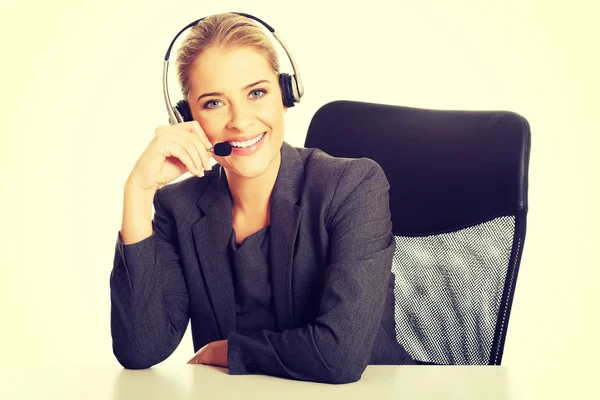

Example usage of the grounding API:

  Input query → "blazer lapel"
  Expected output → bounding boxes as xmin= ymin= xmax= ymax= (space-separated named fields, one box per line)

xmin=270 ymin=142 xmax=304 ymax=331
xmin=190 ymin=142 xmax=305 ymax=336
xmin=191 ymin=167 xmax=236 ymax=338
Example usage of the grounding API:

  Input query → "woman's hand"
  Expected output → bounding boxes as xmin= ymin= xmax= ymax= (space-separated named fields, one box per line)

xmin=126 ymin=121 xmax=214 ymax=194
xmin=186 ymin=340 xmax=229 ymax=368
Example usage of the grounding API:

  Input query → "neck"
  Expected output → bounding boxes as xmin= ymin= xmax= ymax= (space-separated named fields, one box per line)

xmin=224 ymin=154 xmax=281 ymax=219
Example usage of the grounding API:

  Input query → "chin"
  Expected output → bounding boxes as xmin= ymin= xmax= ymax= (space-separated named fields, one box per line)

xmin=229 ymin=146 xmax=281 ymax=180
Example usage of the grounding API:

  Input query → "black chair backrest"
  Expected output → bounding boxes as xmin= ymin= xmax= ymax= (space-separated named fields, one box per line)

xmin=305 ymin=100 xmax=530 ymax=365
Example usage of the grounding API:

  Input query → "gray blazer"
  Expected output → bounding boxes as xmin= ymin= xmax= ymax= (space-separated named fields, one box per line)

xmin=110 ymin=142 xmax=414 ymax=384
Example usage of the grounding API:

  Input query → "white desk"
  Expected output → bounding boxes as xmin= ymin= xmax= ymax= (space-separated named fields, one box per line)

xmin=0 ymin=364 xmax=589 ymax=399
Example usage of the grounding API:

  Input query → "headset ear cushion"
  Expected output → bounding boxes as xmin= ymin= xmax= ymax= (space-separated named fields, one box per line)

xmin=278 ymin=73 xmax=296 ymax=108
xmin=175 ymin=100 xmax=194 ymax=122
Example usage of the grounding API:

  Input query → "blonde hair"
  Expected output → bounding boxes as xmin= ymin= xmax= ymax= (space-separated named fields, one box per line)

xmin=176 ymin=13 xmax=280 ymax=98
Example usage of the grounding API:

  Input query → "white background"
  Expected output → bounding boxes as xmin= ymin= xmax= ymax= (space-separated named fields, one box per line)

xmin=1 ymin=0 xmax=598 ymax=396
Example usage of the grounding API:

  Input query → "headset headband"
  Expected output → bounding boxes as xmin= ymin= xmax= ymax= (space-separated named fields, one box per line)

xmin=162 ymin=12 xmax=304 ymax=125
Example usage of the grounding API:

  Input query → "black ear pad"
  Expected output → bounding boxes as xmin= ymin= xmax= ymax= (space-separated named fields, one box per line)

xmin=278 ymin=73 xmax=296 ymax=108
xmin=175 ymin=100 xmax=194 ymax=122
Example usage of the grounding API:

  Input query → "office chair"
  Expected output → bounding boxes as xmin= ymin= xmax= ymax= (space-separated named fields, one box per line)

xmin=305 ymin=100 xmax=530 ymax=365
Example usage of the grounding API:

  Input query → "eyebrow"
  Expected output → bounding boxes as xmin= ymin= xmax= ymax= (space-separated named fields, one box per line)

xmin=196 ymin=79 xmax=271 ymax=103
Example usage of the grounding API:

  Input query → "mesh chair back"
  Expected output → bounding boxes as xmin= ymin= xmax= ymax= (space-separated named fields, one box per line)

xmin=305 ymin=100 xmax=530 ymax=365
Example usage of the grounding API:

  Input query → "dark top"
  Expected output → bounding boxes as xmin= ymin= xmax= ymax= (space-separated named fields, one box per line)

xmin=229 ymin=226 xmax=277 ymax=335
xmin=110 ymin=142 xmax=415 ymax=385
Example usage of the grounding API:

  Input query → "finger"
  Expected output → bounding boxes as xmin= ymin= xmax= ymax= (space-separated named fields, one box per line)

xmin=188 ymin=120 xmax=212 ymax=149
xmin=167 ymin=141 xmax=204 ymax=178
xmin=187 ymin=356 xmax=201 ymax=365
xmin=154 ymin=125 xmax=169 ymax=136
xmin=187 ymin=344 xmax=208 ymax=365
xmin=180 ymin=134 xmax=208 ymax=173
xmin=197 ymin=142 xmax=212 ymax=172
xmin=186 ymin=357 xmax=197 ymax=364
xmin=169 ymin=124 xmax=212 ymax=171
xmin=187 ymin=121 xmax=214 ymax=170
xmin=158 ymin=138 xmax=202 ymax=177
xmin=162 ymin=133 xmax=205 ymax=175
xmin=187 ymin=133 xmax=212 ymax=171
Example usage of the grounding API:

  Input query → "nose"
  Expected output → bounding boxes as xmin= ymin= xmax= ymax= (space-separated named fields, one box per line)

xmin=226 ymin=101 xmax=255 ymax=132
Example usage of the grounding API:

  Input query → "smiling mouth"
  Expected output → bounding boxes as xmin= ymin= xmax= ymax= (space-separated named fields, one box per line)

xmin=229 ymin=132 xmax=266 ymax=148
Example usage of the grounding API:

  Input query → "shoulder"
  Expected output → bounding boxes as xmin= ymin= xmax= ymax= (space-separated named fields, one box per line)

xmin=298 ymin=146 xmax=389 ymax=193
xmin=297 ymin=146 xmax=392 ymax=232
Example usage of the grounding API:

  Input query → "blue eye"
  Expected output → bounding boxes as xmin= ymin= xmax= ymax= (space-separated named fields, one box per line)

xmin=203 ymin=100 xmax=222 ymax=109
xmin=202 ymin=89 xmax=266 ymax=110
xmin=250 ymin=89 xmax=267 ymax=99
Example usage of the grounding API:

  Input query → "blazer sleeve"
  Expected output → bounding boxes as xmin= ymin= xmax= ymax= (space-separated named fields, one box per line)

xmin=110 ymin=188 xmax=190 ymax=369
xmin=227 ymin=158 xmax=396 ymax=384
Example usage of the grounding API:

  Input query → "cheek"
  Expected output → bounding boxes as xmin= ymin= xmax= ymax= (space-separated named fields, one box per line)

xmin=197 ymin=118 xmax=223 ymax=141
xmin=261 ymin=97 xmax=286 ymax=127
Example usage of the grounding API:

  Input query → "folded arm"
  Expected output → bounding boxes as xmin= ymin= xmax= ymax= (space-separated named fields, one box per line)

xmin=110 ymin=188 xmax=190 ymax=369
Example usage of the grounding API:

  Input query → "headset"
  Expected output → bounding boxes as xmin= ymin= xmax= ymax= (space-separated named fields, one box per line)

xmin=162 ymin=12 xmax=304 ymax=125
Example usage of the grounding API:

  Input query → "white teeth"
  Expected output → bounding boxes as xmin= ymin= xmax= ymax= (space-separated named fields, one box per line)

xmin=231 ymin=132 xmax=265 ymax=148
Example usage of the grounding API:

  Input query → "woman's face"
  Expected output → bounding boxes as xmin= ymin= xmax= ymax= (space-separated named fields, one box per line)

xmin=187 ymin=45 xmax=287 ymax=180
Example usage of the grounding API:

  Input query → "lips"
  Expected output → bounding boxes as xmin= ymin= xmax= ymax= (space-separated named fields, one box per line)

xmin=227 ymin=132 xmax=267 ymax=147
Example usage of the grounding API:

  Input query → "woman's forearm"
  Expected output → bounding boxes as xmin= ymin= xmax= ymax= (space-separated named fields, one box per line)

xmin=121 ymin=179 xmax=156 ymax=244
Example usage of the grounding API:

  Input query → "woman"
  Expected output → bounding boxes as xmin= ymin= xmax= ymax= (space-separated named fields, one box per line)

xmin=110 ymin=12 xmax=414 ymax=384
